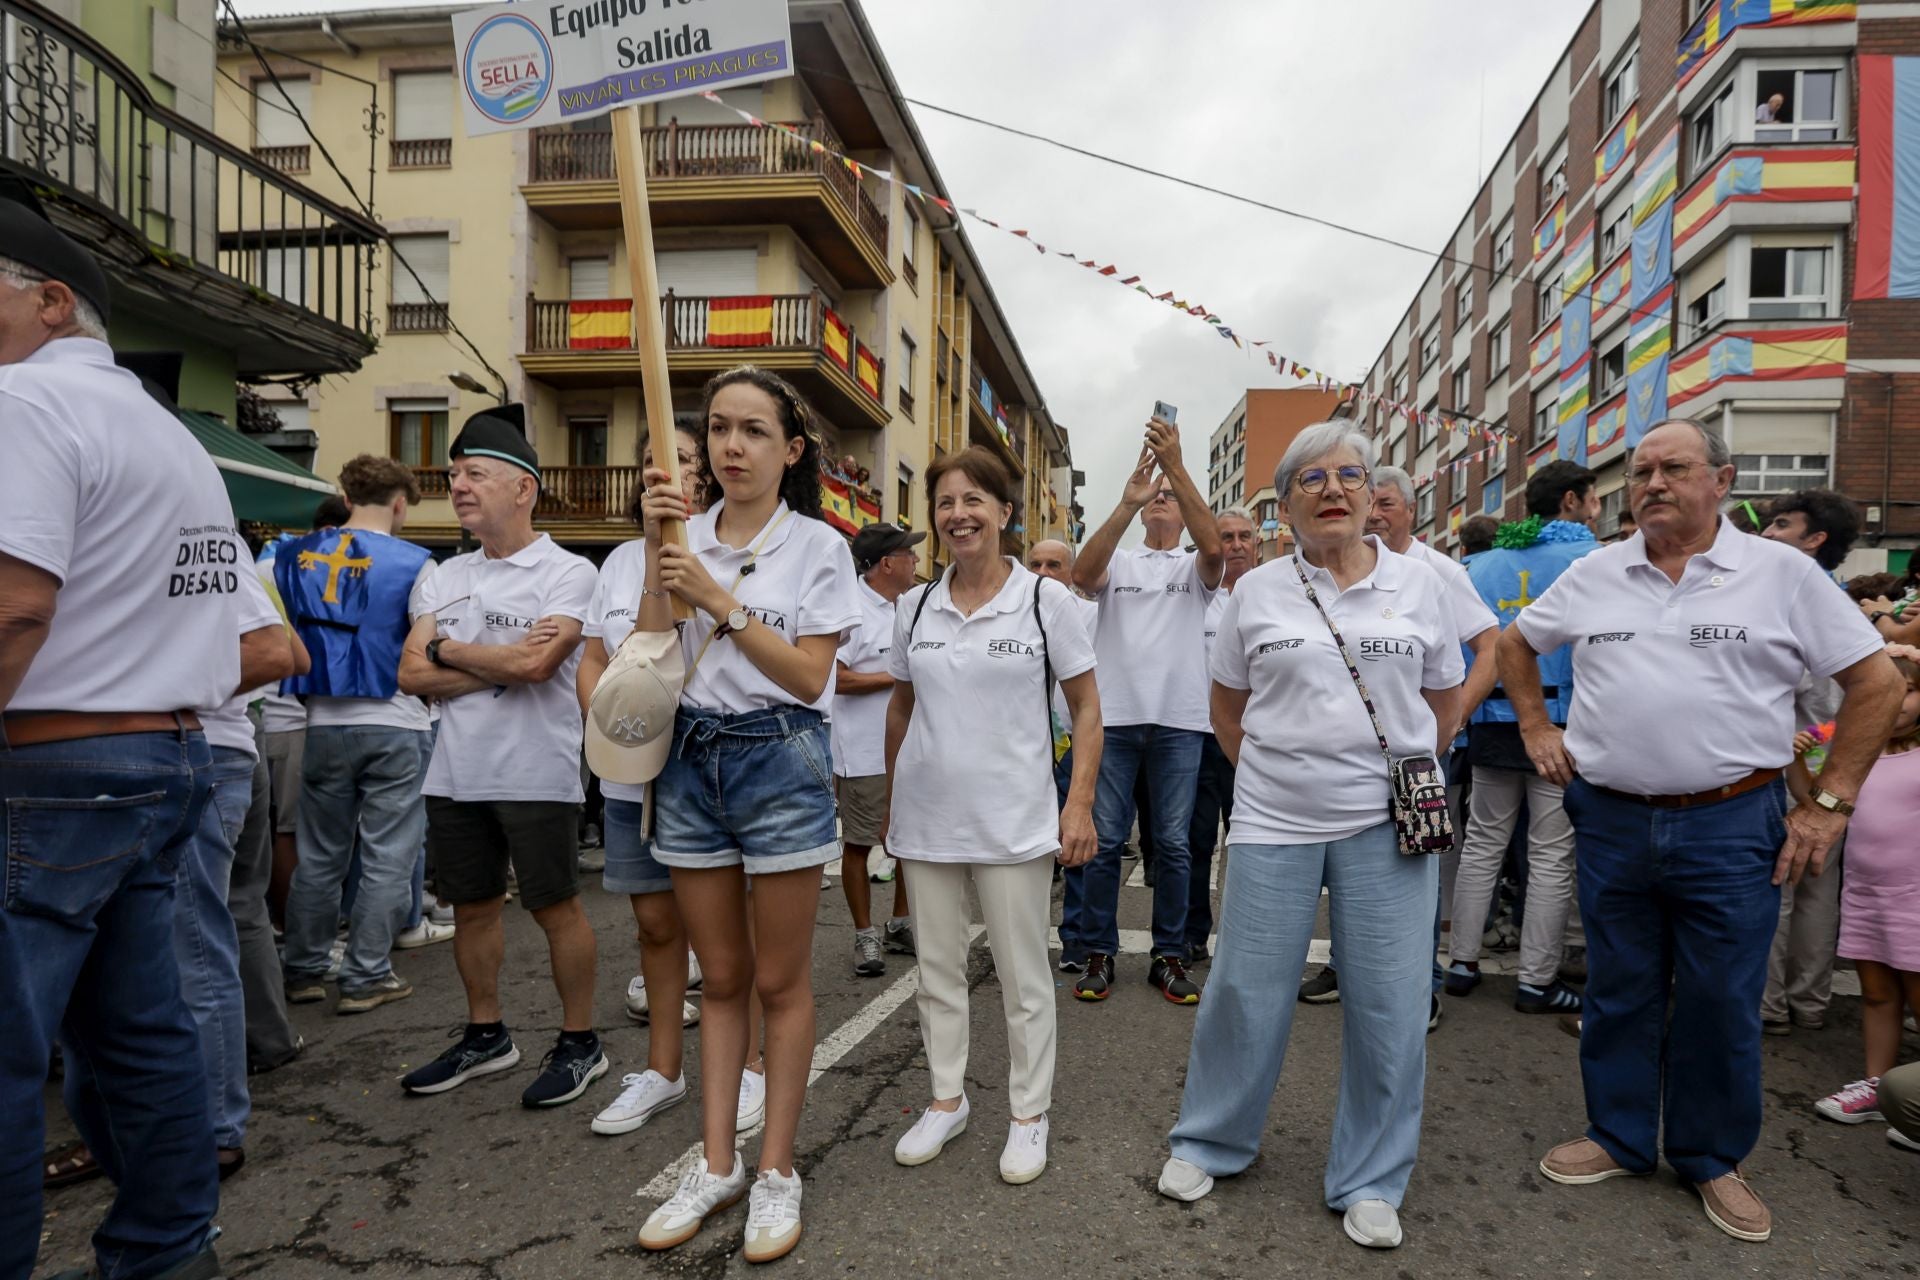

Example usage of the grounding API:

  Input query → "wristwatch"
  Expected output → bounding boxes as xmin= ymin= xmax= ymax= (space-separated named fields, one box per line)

xmin=1809 ymin=788 xmax=1856 ymax=816
xmin=1870 ymin=611 xmax=1893 ymax=625
xmin=716 ymin=607 xmax=751 ymax=639
xmin=426 ymin=637 xmax=448 ymax=667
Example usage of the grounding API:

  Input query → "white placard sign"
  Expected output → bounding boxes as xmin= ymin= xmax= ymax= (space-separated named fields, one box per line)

xmin=451 ymin=0 xmax=793 ymax=137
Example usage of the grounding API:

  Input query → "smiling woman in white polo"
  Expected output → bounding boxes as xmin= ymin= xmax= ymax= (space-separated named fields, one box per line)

xmin=1155 ymin=420 xmax=1464 ymax=1252
xmin=884 ymin=445 xmax=1101 ymax=1187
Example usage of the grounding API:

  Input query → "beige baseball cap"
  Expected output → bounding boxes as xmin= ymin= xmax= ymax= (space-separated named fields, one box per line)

xmin=583 ymin=628 xmax=684 ymax=785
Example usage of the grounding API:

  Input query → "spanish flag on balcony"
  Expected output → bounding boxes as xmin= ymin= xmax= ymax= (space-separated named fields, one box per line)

xmin=823 ymin=309 xmax=851 ymax=369
xmin=568 ymin=298 xmax=631 ymax=350
xmin=855 ymin=345 xmax=880 ymax=399
xmin=708 ymin=296 xmax=775 ymax=348
xmin=821 ymin=473 xmax=857 ymax=535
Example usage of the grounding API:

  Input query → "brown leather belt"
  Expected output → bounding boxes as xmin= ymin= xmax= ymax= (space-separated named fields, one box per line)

xmin=1587 ymin=767 xmax=1782 ymax=810
xmin=1 ymin=710 xmax=203 ymax=748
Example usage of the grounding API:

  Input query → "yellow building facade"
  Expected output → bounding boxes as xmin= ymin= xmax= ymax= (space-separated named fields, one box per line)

xmin=213 ymin=2 xmax=1074 ymax=566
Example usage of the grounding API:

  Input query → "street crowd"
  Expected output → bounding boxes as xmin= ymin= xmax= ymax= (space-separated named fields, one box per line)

xmin=5 ymin=189 xmax=1920 ymax=1280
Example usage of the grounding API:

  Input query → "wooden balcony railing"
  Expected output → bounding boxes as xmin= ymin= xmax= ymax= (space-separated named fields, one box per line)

xmin=253 ymin=144 xmax=309 ymax=174
xmin=390 ymin=137 xmax=451 ymax=169
xmin=524 ymin=292 xmax=886 ymax=406
xmin=528 ymin=117 xmax=888 ymax=252
xmin=409 ymin=467 xmax=450 ymax=498
xmin=536 ymin=465 xmax=641 ymax=522
xmin=389 ymin=302 xmax=449 ymax=334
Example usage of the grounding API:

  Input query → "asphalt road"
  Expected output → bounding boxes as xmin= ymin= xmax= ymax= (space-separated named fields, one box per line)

xmin=34 ymin=857 xmax=1920 ymax=1279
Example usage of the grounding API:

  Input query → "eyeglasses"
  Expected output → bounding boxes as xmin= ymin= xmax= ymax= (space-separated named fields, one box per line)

xmin=1294 ymin=465 xmax=1371 ymax=496
xmin=1147 ymin=490 xmax=1176 ymax=504
xmin=1627 ymin=459 xmax=1713 ymax=489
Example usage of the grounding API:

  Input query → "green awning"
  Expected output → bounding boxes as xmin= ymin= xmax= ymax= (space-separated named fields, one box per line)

xmin=178 ymin=411 xmax=336 ymax=528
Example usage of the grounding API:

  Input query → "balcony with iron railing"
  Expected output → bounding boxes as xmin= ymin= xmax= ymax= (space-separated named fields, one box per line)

xmin=1 ymin=0 xmax=383 ymax=376
xmin=524 ymin=116 xmax=892 ymax=289
xmin=519 ymin=291 xmax=891 ymax=431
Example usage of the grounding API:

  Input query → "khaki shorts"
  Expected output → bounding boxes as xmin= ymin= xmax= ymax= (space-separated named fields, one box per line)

xmin=263 ymin=729 xmax=305 ymax=835
xmin=834 ymin=772 xmax=888 ymax=847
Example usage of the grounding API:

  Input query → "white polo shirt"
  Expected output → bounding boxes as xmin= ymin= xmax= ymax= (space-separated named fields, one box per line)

xmin=201 ymin=547 xmax=286 ymax=759
xmin=1093 ymin=545 xmax=1216 ymax=731
xmin=887 ymin=561 xmax=1097 ymax=863
xmin=1051 ymin=594 xmax=1100 ymax=731
xmin=417 ymin=534 xmax=597 ymax=803
xmin=305 ymin=558 xmax=436 ymax=732
xmin=1401 ymin=537 xmax=1499 ymax=642
xmin=1203 ymin=588 xmax=1230 ymax=665
xmin=0 ymin=338 xmax=242 ymax=714
xmin=1515 ymin=519 xmax=1883 ymax=796
xmin=831 ymin=578 xmax=898 ymax=778
xmin=676 ymin=501 xmax=859 ymax=716
xmin=1212 ymin=539 xmax=1465 ymax=845
xmin=254 ymin=554 xmax=308 ymax=735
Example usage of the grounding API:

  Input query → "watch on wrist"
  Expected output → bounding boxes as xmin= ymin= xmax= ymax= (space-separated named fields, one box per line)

xmin=426 ymin=637 xmax=447 ymax=668
xmin=1809 ymin=788 xmax=1855 ymax=816
xmin=721 ymin=607 xmax=750 ymax=638
xmin=1870 ymin=611 xmax=1893 ymax=625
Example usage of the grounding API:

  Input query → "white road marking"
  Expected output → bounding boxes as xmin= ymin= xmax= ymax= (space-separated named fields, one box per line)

xmin=636 ymin=924 xmax=985 ymax=1200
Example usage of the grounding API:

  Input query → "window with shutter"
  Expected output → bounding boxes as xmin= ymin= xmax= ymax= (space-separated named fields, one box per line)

xmin=569 ymin=257 xmax=611 ymax=300
xmin=389 ymin=234 xmax=451 ymax=332
xmin=392 ymin=71 xmax=453 ymax=167
xmin=254 ymin=77 xmax=310 ymax=149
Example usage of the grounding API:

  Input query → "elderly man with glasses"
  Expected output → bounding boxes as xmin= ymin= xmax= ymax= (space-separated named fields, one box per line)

xmin=1500 ymin=418 xmax=1902 ymax=1244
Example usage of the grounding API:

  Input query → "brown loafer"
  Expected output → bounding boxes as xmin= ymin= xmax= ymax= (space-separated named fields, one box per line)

xmin=1697 ymin=1169 xmax=1771 ymax=1242
xmin=1539 ymin=1137 xmax=1644 ymax=1185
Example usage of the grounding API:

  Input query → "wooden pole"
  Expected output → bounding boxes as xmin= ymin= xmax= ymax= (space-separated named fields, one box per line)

xmin=612 ymin=104 xmax=691 ymax=619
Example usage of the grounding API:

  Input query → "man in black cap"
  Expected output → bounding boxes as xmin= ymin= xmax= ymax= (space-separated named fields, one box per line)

xmin=1 ymin=183 xmax=229 ymax=1278
xmin=834 ymin=522 xmax=924 ymax=975
xmin=396 ymin=405 xmax=609 ymax=1108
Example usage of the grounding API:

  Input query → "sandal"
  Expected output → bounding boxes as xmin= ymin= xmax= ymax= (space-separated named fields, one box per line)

xmin=218 ymin=1147 xmax=246 ymax=1182
xmin=44 ymin=1141 xmax=101 ymax=1189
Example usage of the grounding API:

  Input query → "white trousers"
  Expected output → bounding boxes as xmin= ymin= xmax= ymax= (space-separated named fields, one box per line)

xmin=1449 ymin=766 xmax=1582 ymax=987
xmin=902 ymin=854 xmax=1057 ymax=1119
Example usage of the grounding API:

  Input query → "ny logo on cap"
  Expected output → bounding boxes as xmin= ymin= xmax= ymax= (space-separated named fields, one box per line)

xmin=610 ymin=714 xmax=653 ymax=744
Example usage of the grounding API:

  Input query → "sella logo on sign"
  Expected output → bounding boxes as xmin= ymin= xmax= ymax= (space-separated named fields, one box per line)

xmin=453 ymin=0 xmax=793 ymax=137
xmin=463 ymin=12 xmax=555 ymax=126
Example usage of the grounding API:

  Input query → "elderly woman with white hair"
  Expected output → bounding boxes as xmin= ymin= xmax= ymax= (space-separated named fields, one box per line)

xmin=1156 ymin=421 xmax=1465 ymax=1250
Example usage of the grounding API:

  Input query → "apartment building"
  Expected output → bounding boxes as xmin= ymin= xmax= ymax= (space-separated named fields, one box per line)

xmin=214 ymin=0 xmax=1075 ymax=563
xmin=1354 ymin=0 xmax=1918 ymax=574
xmin=3 ymin=0 xmax=379 ymax=523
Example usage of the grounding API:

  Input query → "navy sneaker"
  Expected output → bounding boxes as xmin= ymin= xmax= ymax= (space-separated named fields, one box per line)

xmin=1515 ymin=980 xmax=1583 ymax=1015
xmin=402 ymin=1026 xmax=521 ymax=1095
xmin=1442 ymin=962 xmax=1481 ymax=997
xmin=521 ymin=1033 xmax=610 ymax=1108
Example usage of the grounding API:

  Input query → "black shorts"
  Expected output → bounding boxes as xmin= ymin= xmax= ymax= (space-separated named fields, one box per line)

xmin=426 ymin=797 xmax=580 ymax=912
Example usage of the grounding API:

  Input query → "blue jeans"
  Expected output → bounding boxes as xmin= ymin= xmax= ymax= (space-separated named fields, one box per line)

xmin=284 ymin=726 xmax=428 ymax=995
xmin=1184 ymin=734 xmax=1234 ymax=953
xmin=1061 ymin=724 xmax=1203 ymax=960
xmin=1564 ymin=777 xmax=1786 ymax=1182
xmin=1 ymin=725 xmax=219 ymax=1280
xmin=170 ymin=746 xmax=254 ymax=1149
xmin=653 ymin=706 xmax=840 ymax=872
xmin=1169 ymin=823 xmax=1434 ymax=1209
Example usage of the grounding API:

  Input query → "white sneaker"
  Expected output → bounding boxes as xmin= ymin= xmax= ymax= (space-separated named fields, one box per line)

xmin=1343 ymin=1198 xmax=1403 ymax=1249
xmin=743 ymin=1168 xmax=803 ymax=1264
xmin=394 ymin=920 xmax=455 ymax=949
xmin=638 ymin=1152 xmax=748 ymax=1250
xmin=687 ymin=950 xmax=703 ymax=991
xmin=591 ymin=1070 xmax=687 ymax=1135
xmin=736 ymin=1067 xmax=767 ymax=1133
xmin=323 ymin=940 xmax=346 ymax=981
xmin=1891 ymin=1125 xmax=1920 ymax=1152
xmin=894 ymin=1096 xmax=970 ymax=1166
xmin=428 ymin=899 xmax=455 ymax=927
xmin=999 ymin=1115 xmax=1048 ymax=1184
xmin=624 ymin=974 xmax=698 ymax=1027
xmin=1158 ymin=1155 xmax=1214 ymax=1202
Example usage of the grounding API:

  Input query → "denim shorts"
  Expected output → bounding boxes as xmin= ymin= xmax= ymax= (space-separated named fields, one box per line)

xmin=653 ymin=704 xmax=839 ymax=875
xmin=602 ymin=796 xmax=673 ymax=896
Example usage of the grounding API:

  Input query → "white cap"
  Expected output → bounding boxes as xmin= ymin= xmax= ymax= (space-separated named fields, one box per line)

xmin=583 ymin=628 xmax=684 ymax=785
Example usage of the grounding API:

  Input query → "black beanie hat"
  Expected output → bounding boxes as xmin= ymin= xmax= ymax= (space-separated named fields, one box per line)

xmin=449 ymin=403 xmax=539 ymax=482
xmin=0 ymin=176 xmax=113 ymax=324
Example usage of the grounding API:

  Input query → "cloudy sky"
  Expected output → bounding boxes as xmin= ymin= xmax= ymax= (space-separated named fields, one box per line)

xmin=230 ymin=0 xmax=1586 ymax=538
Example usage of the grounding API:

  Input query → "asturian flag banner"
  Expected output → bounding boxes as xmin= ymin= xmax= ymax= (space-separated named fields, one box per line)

xmin=452 ymin=0 xmax=793 ymax=136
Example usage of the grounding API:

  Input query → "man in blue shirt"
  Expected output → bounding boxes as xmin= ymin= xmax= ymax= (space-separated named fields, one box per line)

xmin=1443 ymin=461 xmax=1601 ymax=1014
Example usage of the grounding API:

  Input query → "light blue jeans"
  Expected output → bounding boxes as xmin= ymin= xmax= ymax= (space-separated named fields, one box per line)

xmin=1168 ymin=822 xmax=1435 ymax=1210
xmin=283 ymin=726 xmax=427 ymax=994
xmin=175 ymin=746 xmax=255 ymax=1149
